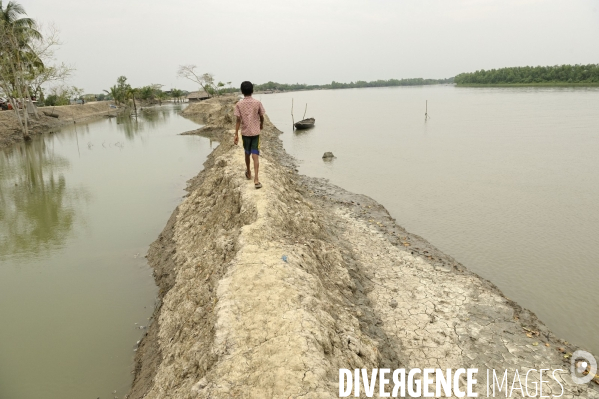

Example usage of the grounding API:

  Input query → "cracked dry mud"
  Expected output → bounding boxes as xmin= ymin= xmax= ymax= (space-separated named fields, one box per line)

xmin=128 ymin=97 xmax=599 ymax=399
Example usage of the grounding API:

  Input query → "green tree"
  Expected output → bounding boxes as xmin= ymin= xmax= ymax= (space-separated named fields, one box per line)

xmin=104 ymin=85 xmax=120 ymax=104
xmin=454 ymin=64 xmax=599 ymax=85
xmin=0 ymin=0 xmax=44 ymax=139
xmin=155 ymin=89 xmax=168 ymax=105
xmin=170 ymin=88 xmax=183 ymax=102
xmin=126 ymin=86 xmax=138 ymax=117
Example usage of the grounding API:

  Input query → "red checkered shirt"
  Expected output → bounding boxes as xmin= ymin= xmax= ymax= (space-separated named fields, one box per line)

xmin=234 ymin=96 xmax=265 ymax=136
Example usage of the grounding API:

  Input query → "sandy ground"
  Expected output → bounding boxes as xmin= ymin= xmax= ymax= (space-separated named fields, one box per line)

xmin=128 ymin=97 xmax=599 ymax=398
xmin=0 ymin=102 xmax=117 ymax=149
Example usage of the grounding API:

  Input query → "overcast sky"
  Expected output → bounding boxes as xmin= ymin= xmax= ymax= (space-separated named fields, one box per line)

xmin=23 ymin=0 xmax=599 ymax=93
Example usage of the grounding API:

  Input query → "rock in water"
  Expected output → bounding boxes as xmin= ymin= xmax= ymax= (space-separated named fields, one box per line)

xmin=322 ymin=152 xmax=335 ymax=159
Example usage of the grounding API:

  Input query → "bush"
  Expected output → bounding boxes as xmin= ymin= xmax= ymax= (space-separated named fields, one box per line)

xmin=44 ymin=94 xmax=70 ymax=106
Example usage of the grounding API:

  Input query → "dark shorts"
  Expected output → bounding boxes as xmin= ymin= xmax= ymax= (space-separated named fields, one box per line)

xmin=242 ymin=135 xmax=260 ymax=155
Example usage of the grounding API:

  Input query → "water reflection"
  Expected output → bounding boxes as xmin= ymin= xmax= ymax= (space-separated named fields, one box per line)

xmin=0 ymin=103 xmax=209 ymax=399
xmin=0 ymin=139 xmax=87 ymax=260
xmin=115 ymin=105 xmax=183 ymax=139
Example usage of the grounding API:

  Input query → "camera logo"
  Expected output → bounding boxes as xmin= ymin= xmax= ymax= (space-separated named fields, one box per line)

xmin=570 ymin=350 xmax=597 ymax=385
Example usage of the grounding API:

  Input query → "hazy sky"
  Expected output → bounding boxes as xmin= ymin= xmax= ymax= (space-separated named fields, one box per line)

xmin=23 ymin=0 xmax=599 ymax=93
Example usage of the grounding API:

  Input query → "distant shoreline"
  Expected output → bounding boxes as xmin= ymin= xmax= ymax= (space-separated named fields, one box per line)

xmin=456 ymin=82 xmax=599 ymax=87
xmin=254 ymin=82 xmax=599 ymax=95
xmin=0 ymin=102 xmax=117 ymax=150
xmin=253 ymin=77 xmax=454 ymax=93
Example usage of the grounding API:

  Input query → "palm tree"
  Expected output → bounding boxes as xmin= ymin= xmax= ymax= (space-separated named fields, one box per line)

xmin=0 ymin=0 xmax=43 ymax=139
xmin=104 ymin=85 xmax=120 ymax=105
xmin=127 ymin=87 xmax=138 ymax=118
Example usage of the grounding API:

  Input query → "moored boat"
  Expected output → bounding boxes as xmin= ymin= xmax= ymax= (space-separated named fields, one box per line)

xmin=294 ymin=118 xmax=315 ymax=129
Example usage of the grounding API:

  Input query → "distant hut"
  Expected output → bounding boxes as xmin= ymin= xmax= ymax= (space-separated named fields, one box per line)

xmin=187 ymin=91 xmax=210 ymax=102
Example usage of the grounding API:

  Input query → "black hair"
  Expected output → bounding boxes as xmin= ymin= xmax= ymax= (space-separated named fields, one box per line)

xmin=240 ymin=81 xmax=253 ymax=96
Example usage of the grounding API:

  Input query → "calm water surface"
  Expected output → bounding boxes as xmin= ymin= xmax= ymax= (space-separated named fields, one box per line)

xmin=0 ymin=104 xmax=211 ymax=399
xmin=260 ymin=86 xmax=599 ymax=356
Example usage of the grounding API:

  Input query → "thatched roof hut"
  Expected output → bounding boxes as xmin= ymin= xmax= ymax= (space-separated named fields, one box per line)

xmin=187 ymin=91 xmax=210 ymax=102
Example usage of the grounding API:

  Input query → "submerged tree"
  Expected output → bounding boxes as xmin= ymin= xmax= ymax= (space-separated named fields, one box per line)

xmin=155 ymin=89 xmax=168 ymax=105
xmin=170 ymin=88 xmax=183 ymax=102
xmin=137 ymin=83 xmax=163 ymax=103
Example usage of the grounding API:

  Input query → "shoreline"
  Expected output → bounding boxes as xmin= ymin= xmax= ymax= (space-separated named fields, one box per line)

xmin=0 ymin=102 xmax=119 ymax=150
xmin=129 ymin=97 xmax=599 ymax=398
xmin=456 ymin=82 xmax=599 ymax=87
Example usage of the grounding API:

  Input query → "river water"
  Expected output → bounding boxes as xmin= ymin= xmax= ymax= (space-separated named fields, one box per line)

xmin=1 ymin=89 xmax=597 ymax=398
xmin=0 ymin=104 xmax=210 ymax=399
xmin=260 ymin=86 xmax=599 ymax=357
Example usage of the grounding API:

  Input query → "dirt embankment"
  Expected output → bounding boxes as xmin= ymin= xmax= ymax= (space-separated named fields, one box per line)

xmin=129 ymin=97 xmax=599 ymax=398
xmin=0 ymin=102 xmax=116 ymax=149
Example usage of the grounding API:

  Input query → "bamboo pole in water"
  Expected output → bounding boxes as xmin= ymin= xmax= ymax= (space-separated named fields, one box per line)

xmin=133 ymin=93 xmax=138 ymax=120
xmin=425 ymin=100 xmax=428 ymax=121
xmin=291 ymin=98 xmax=295 ymax=129
xmin=303 ymin=103 xmax=307 ymax=120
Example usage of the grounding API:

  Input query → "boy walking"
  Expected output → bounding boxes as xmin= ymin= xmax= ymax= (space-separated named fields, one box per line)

xmin=234 ymin=81 xmax=265 ymax=189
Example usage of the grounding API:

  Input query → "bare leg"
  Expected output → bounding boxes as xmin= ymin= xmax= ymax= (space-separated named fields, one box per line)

xmin=245 ymin=153 xmax=251 ymax=178
xmin=252 ymin=153 xmax=260 ymax=184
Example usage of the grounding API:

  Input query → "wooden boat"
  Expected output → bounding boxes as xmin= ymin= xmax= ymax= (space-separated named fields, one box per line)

xmin=294 ymin=118 xmax=315 ymax=130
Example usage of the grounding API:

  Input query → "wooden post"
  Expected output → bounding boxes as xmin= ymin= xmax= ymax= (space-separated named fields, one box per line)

xmin=425 ymin=100 xmax=428 ymax=121
xmin=133 ymin=93 xmax=138 ymax=120
xmin=291 ymin=98 xmax=295 ymax=130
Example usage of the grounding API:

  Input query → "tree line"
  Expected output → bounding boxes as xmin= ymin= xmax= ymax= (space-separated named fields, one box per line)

xmin=454 ymin=64 xmax=599 ymax=85
xmin=103 ymin=76 xmax=185 ymax=106
xmin=175 ymin=68 xmax=454 ymax=95
xmin=254 ymin=77 xmax=454 ymax=92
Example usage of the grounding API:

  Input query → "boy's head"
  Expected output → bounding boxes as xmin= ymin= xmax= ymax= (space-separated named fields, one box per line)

xmin=240 ymin=81 xmax=253 ymax=96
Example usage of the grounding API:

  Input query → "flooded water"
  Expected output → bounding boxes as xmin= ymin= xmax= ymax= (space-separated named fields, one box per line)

xmin=260 ymin=86 xmax=599 ymax=356
xmin=0 ymin=104 xmax=211 ymax=399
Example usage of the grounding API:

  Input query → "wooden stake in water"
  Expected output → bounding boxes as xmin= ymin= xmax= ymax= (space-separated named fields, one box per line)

xmin=291 ymin=98 xmax=295 ymax=129
xmin=425 ymin=100 xmax=428 ymax=121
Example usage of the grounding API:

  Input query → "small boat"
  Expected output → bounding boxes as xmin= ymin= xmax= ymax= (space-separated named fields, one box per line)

xmin=294 ymin=118 xmax=315 ymax=130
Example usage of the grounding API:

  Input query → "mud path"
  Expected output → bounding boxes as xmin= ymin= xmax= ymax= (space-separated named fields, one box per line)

xmin=128 ymin=97 xmax=599 ymax=399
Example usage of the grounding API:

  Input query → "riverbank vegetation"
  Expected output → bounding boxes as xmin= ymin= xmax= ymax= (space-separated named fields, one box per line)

xmin=103 ymin=76 xmax=186 ymax=108
xmin=455 ymin=64 xmax=599 ymax=86
xmin=255 ymin=77 xmax=454 ymax=92
xmin=177 ymin=65 xmax=232 ymax=97
xmin=1 ymin=1 xmax=78 ymax=138
xmin=177 ymin=62 xmax=453 ymax=95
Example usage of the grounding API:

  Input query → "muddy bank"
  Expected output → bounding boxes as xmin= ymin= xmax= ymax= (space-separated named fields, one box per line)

xmin=0 ymin=102 xmax=116 ymax=149
xmin=129 ymin=97 xmax=599 ymax=398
